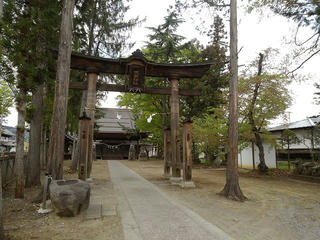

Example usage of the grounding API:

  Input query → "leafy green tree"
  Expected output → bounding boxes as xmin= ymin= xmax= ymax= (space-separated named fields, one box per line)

xmin=118 ymin=93 xmax=164 ymax=149
xmin=192 ymin=109 xmax=228 ymax=165
xmin=239 ymin=50 xmax=292 ymax=172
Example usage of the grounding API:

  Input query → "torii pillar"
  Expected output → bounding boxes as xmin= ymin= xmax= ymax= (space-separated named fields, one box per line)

xmin=85 ymin=68 xmax=98 ymax=179
xmin=169 ymin=78 xmax=182 ymax=183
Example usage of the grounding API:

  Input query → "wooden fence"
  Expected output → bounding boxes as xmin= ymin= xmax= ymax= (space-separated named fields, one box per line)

xmin=0 ymin=153 xmax=17 ymax=189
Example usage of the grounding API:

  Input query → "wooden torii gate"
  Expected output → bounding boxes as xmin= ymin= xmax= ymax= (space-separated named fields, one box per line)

xmin=70 ymin=49 xmax=212 ymax=185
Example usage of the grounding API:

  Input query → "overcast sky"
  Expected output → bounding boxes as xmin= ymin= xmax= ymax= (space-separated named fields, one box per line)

xmin=4 ymin=0 xmax=320 ymax=127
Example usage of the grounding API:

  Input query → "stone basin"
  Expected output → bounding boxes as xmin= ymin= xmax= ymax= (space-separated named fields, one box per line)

xmin=49 ymin=179 xmax=91 ymax=217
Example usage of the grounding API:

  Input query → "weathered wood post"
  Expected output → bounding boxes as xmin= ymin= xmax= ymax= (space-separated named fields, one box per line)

xmin=169 ymin=78 xmax=181 ymax=182
xmin=85 ymin=70 xmax=98 ymax=178
xmin=181 ymin=120 xmax=195 ymax=188
xmin=163 ymin=128 xmax=171 ymax=178
xmin=78 ymin=112 xmax=90 ymax=181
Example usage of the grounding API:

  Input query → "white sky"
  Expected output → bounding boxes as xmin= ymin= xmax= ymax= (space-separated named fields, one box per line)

xmin=4 ymin=0 xmax=320 ymax=127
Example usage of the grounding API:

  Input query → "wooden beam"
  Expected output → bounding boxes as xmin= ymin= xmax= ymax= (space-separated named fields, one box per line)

xmin=69 ymin=82 xmax=201 ymax=96
xmin=70 ymin=52 xmax=212 ymax=78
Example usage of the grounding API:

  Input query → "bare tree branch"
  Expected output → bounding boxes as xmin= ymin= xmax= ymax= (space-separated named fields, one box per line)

xmin=289 ymin=48 xmax=320 ymax=74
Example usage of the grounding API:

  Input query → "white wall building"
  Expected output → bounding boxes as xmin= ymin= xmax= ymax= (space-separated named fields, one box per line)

xmin=238 ymin=142 xmax=277 ymax=169
xmin=268 ymin=117 xmax=320 ymax=150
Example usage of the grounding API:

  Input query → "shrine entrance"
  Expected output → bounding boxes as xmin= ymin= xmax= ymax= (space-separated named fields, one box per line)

xmin=70 ymin=49 xmax=212 ymax=186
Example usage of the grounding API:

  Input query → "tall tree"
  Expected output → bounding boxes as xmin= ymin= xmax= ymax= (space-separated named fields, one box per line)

xmin=47 ymin=0 xmax=75 ymax=179
xmin=1 ymin=0 xmax=32 ymax=198
xmin=25 ymin=84 xmax=44 ymax=187
xmin=1 ymin=0 xmax=61 ymax=190
xmin=219 ymin=0 xmax=247 ymax=201
xmin=0 ymin=2 xmax=4 ymax=238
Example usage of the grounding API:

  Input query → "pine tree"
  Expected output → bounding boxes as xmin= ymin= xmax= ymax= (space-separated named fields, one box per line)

xmin=145 ymin=9 xmax=185 ymax=152
xmin=181 ymin=15 xmax=228 ymax=119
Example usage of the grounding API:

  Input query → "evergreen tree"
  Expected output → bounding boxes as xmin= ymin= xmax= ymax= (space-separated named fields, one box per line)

xmin=181 ymin=15 xmax=228 ymax=119
xmin=74 ymin=0 xmax=140 ymax=57
xmin=1 ymin=0 xmax=61 ymax=194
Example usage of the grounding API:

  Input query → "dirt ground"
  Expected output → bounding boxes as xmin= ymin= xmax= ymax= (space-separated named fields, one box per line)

xmin=3 ymin=161 xmax=124 ymax=240
xmin=122 ymin=160 xmax=320 ymax=240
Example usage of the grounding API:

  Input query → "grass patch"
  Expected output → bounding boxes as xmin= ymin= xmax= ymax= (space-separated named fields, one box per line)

xmin=277 ymin=161 xmax=295 ymax=170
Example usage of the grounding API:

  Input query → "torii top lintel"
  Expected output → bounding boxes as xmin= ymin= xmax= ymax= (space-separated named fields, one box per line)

xmin=70 ymin=49 xmax=213 ymax=79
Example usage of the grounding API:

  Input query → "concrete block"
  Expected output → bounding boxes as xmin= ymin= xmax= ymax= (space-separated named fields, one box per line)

xmin=179 ymin=181 xmax=196 ymax=188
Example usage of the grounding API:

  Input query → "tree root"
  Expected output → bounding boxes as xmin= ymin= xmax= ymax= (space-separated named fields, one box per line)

xmin=218 ymin=184 xmax=248 ymax=202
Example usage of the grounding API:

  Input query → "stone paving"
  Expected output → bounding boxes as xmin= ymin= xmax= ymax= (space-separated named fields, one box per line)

xmin=83 ymin=180 xmax=117 ymax=220
xmin=108 ymin=160 xmax=234 ymax=240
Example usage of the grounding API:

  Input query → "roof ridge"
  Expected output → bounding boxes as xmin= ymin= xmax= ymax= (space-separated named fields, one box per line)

xmin=307 ymin=117 xmax=315 ymax=126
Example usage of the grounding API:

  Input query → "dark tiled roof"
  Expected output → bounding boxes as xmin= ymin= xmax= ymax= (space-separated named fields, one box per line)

xmin=95 ymin=108 xmax=135 ymax=134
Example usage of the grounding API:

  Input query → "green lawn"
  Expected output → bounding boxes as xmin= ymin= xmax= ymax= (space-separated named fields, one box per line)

xmin=277 ymin=161 xmax=295 ymax=170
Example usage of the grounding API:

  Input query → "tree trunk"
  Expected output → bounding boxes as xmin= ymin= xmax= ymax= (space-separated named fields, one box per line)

xmin=0 ymin=165 xmax=3 ymax=240
xmin=71 ymin=0 xmax=97 ymax=172
xmin=247 ymin=53 xmax=268 ymax=172
xmin=47 ymin=0 xmax=75 ymax=180
xmin=310 ymin=129 xmax=315 ymax=162
xmin=0 ymin=3 xmax=4 ymax=237
xmin=287 ymin=142 xmax=291 ymax=170
xmin=40 ymin=126 xmax=47 ymax=170
xmin=14 ymin=92 xmax=26 ymax=198
xmin=25 ymin=85 xmax=44 ymax=187
xmin=70 ymin=90 xmax=87 ymax=171
xmin=219 ymin=0 xmax=246 ymax=201
xmin=255 ymin=132 xmax=268 ymax=172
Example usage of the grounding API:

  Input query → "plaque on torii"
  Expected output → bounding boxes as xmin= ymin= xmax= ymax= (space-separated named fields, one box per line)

xmin=126 ymin=49 xmax=146 ymax=93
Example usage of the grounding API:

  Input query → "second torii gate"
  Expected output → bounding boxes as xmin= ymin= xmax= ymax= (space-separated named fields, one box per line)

xmin=69 ymin=49 xmax=212 ymax=185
